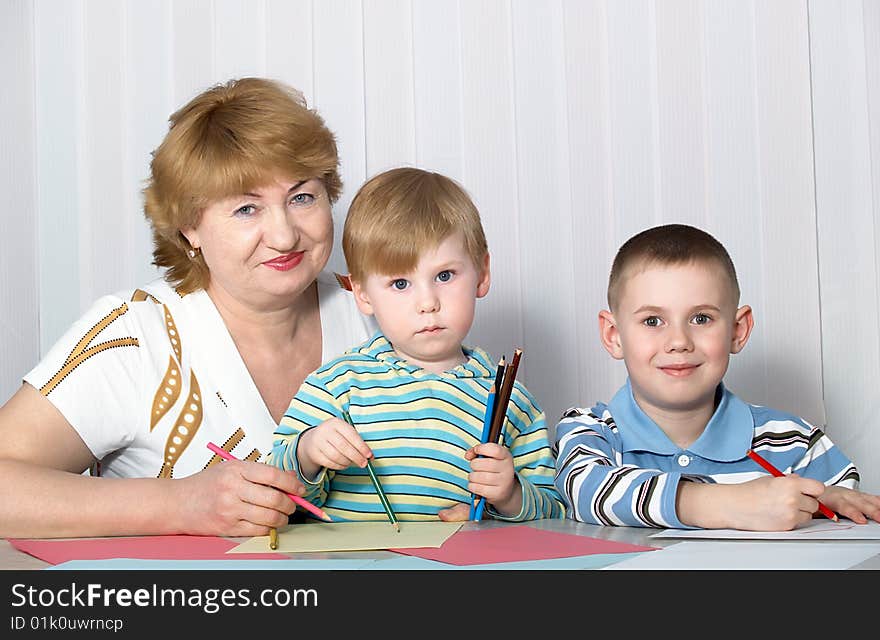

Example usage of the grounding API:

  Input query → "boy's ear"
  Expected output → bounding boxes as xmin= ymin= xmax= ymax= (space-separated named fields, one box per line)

xmin=730 ymin=304 xmax=754 ymax=354
xmin=476 ymin=253 xmax=491 ymax=299
xmin=598 ymin=310 xmax=624 ymax=360
xmin=350 ymin=279 xmax=375 ymax=316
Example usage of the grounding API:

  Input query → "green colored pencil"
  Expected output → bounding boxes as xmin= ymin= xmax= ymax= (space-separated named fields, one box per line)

xmin=342 ymin=411 xmax=400 ymax=532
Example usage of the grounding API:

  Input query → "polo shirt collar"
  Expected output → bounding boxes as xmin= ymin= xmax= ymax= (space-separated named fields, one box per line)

xmin=610 ymin=378 xmax=754 ymax=462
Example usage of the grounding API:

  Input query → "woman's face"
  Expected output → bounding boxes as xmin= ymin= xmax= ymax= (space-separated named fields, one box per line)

xmin=182 ymin=176 xmax=333 ymax=311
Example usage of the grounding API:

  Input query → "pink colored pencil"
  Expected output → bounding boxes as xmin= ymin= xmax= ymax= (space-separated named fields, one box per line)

xmin=206 ymin=442 xmax=331 ymax=522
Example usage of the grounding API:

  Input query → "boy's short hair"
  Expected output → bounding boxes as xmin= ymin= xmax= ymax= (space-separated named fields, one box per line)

xmin=607 ymin=223 xmax=740 ymax=310
xmin=343 ymin=167 xmax=488 ymax=281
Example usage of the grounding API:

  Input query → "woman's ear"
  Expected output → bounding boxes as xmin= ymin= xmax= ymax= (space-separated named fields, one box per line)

xmin=476 ymin=253 xmax=491 ymax=299
xmin=180 ymin=227 xmax=199 ymax=250
xmin=350 ymin=280 xmax=375 ymax=316
xmin=730 ymin=305 xmax=754 ymax=354
xmin=598 ymin=310 xmax=624 ymax=360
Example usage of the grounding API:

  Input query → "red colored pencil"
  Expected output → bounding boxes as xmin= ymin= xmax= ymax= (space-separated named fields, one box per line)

xmin=206 ymin=442 xmax=332 ymax=522
xmin=746 ymin=449 xmax=838 ymax=522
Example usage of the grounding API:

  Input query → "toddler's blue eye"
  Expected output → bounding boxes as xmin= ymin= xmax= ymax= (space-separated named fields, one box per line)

xmin=436 ymin=270 xmax=452 ymax=282
xmin=644 ymin=316 xmax=660 ymax=327
xmin=693 ymin=313 xmax=710 ymax=325
xmin=392 ymin=279 xmax=409 ymax=291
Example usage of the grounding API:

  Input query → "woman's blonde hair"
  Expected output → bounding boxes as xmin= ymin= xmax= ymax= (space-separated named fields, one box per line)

xmin=343 ymin=167 xmax=488 ymax=282
xmin=143 ymin=77 xmax=341 ymax=293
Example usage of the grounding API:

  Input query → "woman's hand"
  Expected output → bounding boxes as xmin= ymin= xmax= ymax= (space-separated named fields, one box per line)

xmin=175 ymin=459 xmax=307 ymax=537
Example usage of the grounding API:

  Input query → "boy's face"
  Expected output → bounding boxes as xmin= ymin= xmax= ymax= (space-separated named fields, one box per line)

xmin=599 ymin=260 xmax=753 ymax=419
xmin=351 ymin=232 xmax=490 ymax=374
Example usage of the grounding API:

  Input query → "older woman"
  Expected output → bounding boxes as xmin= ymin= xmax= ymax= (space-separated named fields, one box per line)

xmin=0 ymin=77 xmax=375 ymax=538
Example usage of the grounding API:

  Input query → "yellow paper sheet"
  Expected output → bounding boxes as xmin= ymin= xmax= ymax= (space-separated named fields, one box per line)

xmin=227 ymin=521 xmax=464 ymax=554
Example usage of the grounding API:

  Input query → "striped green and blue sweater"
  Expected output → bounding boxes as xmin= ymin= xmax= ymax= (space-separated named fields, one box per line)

xmin=269 ymin=332 xmax=565 ymax=522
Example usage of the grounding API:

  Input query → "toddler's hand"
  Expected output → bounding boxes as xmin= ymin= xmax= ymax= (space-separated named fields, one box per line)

xmin=297 ymin=417 xmax=373 ymax=479
xmin=465 ymin=443 xmax=521 ymax=517
xmin=438 ymin=503 xmax=471 ymax=522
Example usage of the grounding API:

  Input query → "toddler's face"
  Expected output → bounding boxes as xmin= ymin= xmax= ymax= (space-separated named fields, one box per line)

xmin=352 ymin=232 xmax=490 ymax=374
xmin=607 ymin=261 xmax=744 ymax=417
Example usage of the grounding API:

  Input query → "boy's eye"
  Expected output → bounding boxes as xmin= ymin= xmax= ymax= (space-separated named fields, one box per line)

xmin=643 ymin=316 xmax=661 ymax=328
xmin=692 ymin=313 xmax=711 ymax=325
xmin=290 ymin=192 xmax=316 ymax=207
xmin=436 ymin=270 xmax=453 ymax=283
xmin=391 ymin=279 xmax=409 ymax=291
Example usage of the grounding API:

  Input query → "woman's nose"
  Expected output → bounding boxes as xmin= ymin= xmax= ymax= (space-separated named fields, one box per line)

xmin=264 ymin=205 xmax=298 ymax=250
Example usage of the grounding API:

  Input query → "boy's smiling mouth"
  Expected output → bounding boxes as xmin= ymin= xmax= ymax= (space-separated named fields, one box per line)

xmin=658 ymin=363 xmax=700 ymax=376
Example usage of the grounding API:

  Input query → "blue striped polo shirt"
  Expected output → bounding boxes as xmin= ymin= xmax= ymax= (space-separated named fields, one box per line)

xmin=554 ymin=378 xmax=858 ymax=528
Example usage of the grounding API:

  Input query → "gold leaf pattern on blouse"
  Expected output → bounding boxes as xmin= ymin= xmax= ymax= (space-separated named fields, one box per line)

xmin=157 ymin=370 xmax=202 ymax=478
xmin=150 ymin=356 xmax=182 ymax=432
xmin=40 ymin=303 xmax=139 ymax=396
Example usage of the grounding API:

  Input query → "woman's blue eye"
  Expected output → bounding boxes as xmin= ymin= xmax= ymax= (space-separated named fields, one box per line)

xmin=436 ymin=270 xmax=452 ymax=283
xmin=290 ymin=193 xmax=316 ymax=207
xmin=234 ymin=204 xmax=257 ymax=217
xmin=392 ymin=279 xmax=409 ymax=291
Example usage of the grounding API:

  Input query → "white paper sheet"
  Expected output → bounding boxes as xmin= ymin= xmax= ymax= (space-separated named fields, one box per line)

xmin=604 ymin=540 xmax=880 ymax=570
xmin=650 ymin=519 xmax=880 ymax=540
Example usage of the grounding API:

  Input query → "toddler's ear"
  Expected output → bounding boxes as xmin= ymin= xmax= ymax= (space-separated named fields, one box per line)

xmin=730 ymin=304 xmax=754 ymax=354
xmin=598 ymin=310 xmax=624 ymax=360
xmin=476 ymin=253 xmax=491 ymax=299
xmin=351 ymin=280 xmax=375 ymax=316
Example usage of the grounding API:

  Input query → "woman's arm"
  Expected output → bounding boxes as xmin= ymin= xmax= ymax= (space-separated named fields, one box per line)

xmin=0 ymin=384 xmax=305 ymax=538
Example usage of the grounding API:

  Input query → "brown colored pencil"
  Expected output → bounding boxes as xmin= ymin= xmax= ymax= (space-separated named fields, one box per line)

xmin=268 ymin=527 xmax=278 ymax=550
xmin=486 ymin=348 xmax=522 ymax=445
xmin=491 ymin=356 xmax=505 ymax=421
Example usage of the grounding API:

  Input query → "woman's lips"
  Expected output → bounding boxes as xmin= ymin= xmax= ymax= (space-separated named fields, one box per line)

xmin=262 ymin=252 xmax=304 ymax=271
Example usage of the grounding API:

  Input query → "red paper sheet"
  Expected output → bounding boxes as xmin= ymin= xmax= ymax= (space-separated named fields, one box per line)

xmin=390 ymin=525 xmax=658 ymax=566
xmin=8 ymin=535 xmax=281 ymax=565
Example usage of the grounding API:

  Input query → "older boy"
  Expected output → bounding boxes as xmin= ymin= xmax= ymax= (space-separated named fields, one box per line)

xmin=554 ymin=223 xmax=880 ymax=530
xmin=268 ymin=167 xmax=563 ymax=522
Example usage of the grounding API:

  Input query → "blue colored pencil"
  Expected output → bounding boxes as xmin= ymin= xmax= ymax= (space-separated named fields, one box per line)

xmin=469 ymin=384 xmax=497 ymax=520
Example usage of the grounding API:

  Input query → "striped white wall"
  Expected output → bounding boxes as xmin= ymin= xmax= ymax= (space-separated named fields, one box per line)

xmin=1 ymin=0 xmax=877 ymax=492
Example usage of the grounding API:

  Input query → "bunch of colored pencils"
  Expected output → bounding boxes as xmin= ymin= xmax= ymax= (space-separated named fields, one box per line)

xmin=470 ymin=348 xmax=523 ymax=521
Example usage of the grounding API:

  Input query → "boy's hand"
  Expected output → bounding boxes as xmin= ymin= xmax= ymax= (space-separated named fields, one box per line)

xmin=437 ymin=503 xmax=471 ymax=521
xmin=297 ymin=417 xmax=373 ymax=480
xmin=678 ymin=474 xmax=827 ymax=531
xmin=820 ymin=485 xmax=880 ymax=524
xmin=464 ymin=443 xmax=522 ymax=517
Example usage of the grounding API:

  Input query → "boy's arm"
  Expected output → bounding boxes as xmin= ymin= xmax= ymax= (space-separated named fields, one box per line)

xmin=267 ymin=373 xmax=343 ymax=506
xmin=553 ymin=409 xmax=694 ymax=528
xmin=485 ymin=388 xmax=566 ymax=521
